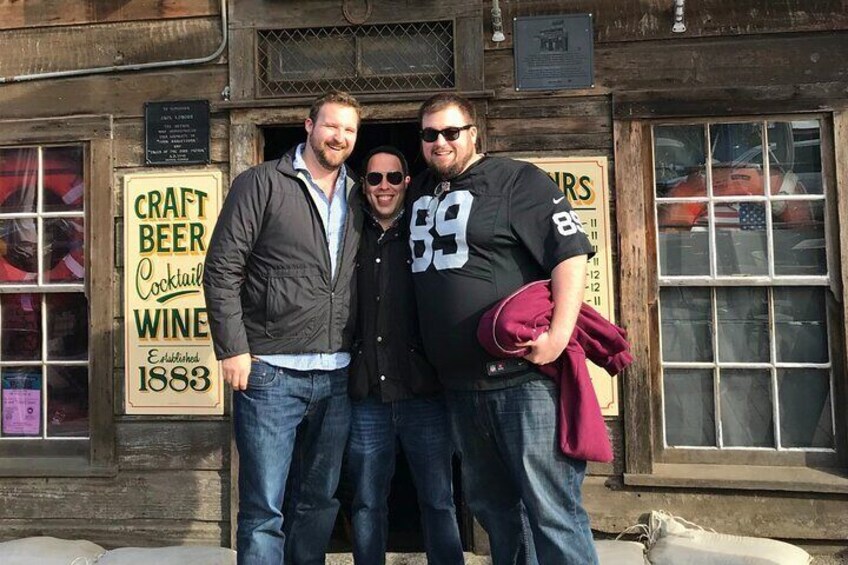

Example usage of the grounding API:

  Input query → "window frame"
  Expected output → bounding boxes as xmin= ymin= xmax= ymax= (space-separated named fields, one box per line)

xmin=615 ymin=110 xmax=848 ymax=489
xmin=0 ymin=115 xmax=115 ymax=477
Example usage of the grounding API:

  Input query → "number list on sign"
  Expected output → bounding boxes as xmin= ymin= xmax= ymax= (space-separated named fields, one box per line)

xmin=520 ymin=156 xmax=619 ymax=416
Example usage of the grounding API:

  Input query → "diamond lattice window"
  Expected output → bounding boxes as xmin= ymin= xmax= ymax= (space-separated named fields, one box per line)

xmin=257 ymin=21 xmax=455 ymax=97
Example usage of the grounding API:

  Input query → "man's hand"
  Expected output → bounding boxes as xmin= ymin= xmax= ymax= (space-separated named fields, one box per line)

xmin=519 ymin=255 xmax=588 ymax=367
xmin=222 ymin=353 xmax=252 ymax=391
xmin=519 ymin=330 xmax=568 ymax=366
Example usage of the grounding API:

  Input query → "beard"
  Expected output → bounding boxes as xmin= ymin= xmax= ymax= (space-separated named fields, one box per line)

xmin=426 ymin=146 xmax=475 ymax=180
xmin=310 ymin=136 xmax=349 ymax=171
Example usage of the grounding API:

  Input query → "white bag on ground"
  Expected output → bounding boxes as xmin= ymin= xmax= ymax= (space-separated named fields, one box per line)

xmin=95 ymin=545 xmax=236 ymax=565
xmin=0 ymin=536 xmax=106 ymax=565
xmin=646 ymin=511 xmax=812 ymax=565
xmin=595 ymin=539 xmax=650 ymax=564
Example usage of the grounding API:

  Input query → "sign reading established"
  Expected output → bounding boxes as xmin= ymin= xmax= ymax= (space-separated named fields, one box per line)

xmin=519 ymin=156 xmax=618 ymax=416
xmin=145 ymin=100 xmax=210 ymax=166
xmin=124 ymin=171 xmax=222 ymax=415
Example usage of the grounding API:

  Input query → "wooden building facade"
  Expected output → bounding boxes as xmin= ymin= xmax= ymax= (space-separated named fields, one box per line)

xmin=0 ymin=0 xmax=846 ymax=557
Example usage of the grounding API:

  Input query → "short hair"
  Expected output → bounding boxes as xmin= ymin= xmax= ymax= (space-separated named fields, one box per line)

xmin=361 ymin=145 xmax=409 ymax=178
xmin=309 ymin=90 xmax=362 ymax=124
xmin=417 ymin=93 xmax=476 ymax=126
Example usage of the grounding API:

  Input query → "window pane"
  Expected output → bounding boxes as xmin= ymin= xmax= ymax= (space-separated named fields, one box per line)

xmin=42 ymin=217 xmax=84 ymax=283
xmin=0 ymin=218 xmax=39 ymax=284
xmin=710 ymin=122 xmax=764 ymax=167
xmin=46 ymin=365 xmax=88 ymax=437
xmin=266 ymin=33 xmax=356 ymax=82
xmin=1 ymin=368 xmax=42 ymax=437
xmin=716 ymin=288 xmax=768 ymax=363
xmin=660 ymin=287 xmax=713 ymax=362
xmin=1 ymin=294 xmax=41 ymax=361
xmin=774 ymin=288 xmax=828 ymax=363
xmin=772 ymin=200 xmax=826 ymax=276
xmin=654 ymin=125 xmax=707 ymax=198
xmin=42 ymin=146 xmax=84 ymax=213
xmin=769 ymin=120 xmax=822 ymax=195
xmin=663 ymin=369 xmax=715 ymax=447
xmin=778 ymin=369 xmax=832 ymax=448
xmin=720 ymin=369 xmax=774 ymax=447
xmin=715 ymin=204 xmax=768 ymax=276
xmin=0 ymin=147 xmax=38 ymax=214
xmin=657 ymin=211 xmax=710 ymax=276
xmin=47 ymin=293 xmax=88 ymax=360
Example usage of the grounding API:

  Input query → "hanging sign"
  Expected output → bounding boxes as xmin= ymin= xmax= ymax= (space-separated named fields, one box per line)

xmin=124 ymin=171 xmax=222 ymax=415
xmin=519 ymin=156 xmax=618 ymax=415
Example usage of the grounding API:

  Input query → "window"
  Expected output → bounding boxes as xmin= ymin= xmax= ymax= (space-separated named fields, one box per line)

xmin=652 ymin=118 xmax=839 ymax=463
xmin=0 ymin=146 xmax=88 ymax=440
xmin=0 ymin=117 xmax=114 ymax=475
xmin=256 ymin=21 xmax=455 ymax=97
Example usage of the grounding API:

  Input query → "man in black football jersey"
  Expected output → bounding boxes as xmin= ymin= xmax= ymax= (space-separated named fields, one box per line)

xmin=408 ymin=93 xmax=599 ymax=565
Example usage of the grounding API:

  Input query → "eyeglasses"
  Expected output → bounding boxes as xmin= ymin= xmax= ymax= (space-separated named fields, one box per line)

xmin=365 ymin=171 xmax=404 ymax=186
xmin=419 ymin=124 xmax=473 ymax=143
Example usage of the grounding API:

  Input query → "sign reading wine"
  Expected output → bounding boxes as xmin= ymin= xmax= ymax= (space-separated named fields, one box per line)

xmin=124 ymin=171 xmax=222 ymax=415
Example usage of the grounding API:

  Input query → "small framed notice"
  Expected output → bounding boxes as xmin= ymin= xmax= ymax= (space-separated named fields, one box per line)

xmin=514 ymin=14 xmax=594 ymax=91
xmin=145 ymin=100 xmax=210 ymax=166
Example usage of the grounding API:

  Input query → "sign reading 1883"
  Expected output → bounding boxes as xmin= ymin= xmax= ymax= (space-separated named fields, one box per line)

xmin=124 ymin=171 xmax=222 ymax=415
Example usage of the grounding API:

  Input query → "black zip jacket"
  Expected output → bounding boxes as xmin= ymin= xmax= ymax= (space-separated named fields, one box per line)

xmin=203 ymin=148 xmax=363 ymax=360
xmin=348 ymin=212 xmax=441 ymax=401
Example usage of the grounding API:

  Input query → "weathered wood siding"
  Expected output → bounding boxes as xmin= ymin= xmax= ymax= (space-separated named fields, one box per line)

xmin=0 ymin=1 xmax=230 ymax=549
xmin=1 ymin=0 xmax=847 ymax=554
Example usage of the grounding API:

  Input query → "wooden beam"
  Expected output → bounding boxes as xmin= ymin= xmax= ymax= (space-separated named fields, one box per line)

xmin=0 ymin=1 xmax=219 ymax=31
xmin=0 ymin=471 xmax=226 ymax=520
xmin=490 ymin=0 xmax=848 ymax=45
xmin=0 ymin=18 xmax=223 ymax=79
xmin=0 ymin=67 xmax=227 ymax=120
xmin=613 ymin=120 xmax=654 ymax=475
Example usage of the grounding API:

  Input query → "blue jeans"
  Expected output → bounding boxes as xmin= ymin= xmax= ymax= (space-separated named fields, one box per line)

xmin=346 ymin=396 xmax=464 ymax=565
xmin=234 ymin=361 xmax=351 ymax=565
xmin=445 ymin=379 xmax=599 ymax=565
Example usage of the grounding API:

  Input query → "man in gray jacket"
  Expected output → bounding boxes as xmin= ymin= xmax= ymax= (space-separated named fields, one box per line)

xmin=204 ymin=91 xmax=363 ymax=565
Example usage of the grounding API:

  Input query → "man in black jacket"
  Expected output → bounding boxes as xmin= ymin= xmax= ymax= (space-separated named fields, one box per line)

xmin=346 ymin=146 xmax=463 ymax=565
xmin=203 ymin=91 xmax=363 ymax=565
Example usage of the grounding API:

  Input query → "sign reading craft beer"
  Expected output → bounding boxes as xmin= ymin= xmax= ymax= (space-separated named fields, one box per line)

xmin=518 ymin=156 xmax=618 ymax=416
xmin=124 ymin=171 xmax=223 ymax=415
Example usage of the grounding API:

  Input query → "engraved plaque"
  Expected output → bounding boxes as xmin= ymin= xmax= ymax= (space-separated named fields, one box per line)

xmin=514 ymin=14 xmax=594 ymax=91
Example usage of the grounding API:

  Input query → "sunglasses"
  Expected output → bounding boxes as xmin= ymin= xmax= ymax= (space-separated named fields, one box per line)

xmin=419 ymin=124 xmax=473 ymax=143
xmin=365 ymin=171 xmax=404 ymax=186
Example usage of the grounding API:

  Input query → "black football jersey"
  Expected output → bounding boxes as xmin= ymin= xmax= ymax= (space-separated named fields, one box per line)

xmin=408 ymin=156 xmax=595 ymax=390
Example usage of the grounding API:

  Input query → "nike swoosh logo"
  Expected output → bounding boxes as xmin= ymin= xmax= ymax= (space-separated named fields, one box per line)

xmin=553 ymin=196 xmax=565 ymax=204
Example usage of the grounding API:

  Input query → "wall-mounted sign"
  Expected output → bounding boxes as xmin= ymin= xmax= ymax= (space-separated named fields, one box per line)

xmin=124 ymin=171 xmax=222 ymax=415
xmin=145 ymin=100 xmax=210 ymax=166
xmin=519 ymin=156 xmax=618 ymax=415
xmin=514 ymin=14 xmax=594 ymax=91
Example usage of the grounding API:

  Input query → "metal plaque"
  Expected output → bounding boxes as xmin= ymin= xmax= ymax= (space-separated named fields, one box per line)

xmin=145 ymin=100 xmax=210 ymax=166
xmin=514 ymin=14 xmax=594 ymax=91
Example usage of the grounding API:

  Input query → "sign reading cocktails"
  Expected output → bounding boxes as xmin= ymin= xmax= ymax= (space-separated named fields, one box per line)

xmin=124 ymin=171 xmax=222 ymax=414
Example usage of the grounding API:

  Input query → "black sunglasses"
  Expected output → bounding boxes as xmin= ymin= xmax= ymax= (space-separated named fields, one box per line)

xmin=419 ymin=124 xmax=473 ymax=143
xmin=366 ymin=171 xmax=404 ymax=186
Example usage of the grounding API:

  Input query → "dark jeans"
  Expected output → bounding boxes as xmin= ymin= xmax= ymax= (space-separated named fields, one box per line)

xmin=446 ymin=379 xmax=599 ymax=565
xmin=346 ymin=396 xmax=464 ymax=565
xmin=234 ymin=361 xmax=351 ymax=565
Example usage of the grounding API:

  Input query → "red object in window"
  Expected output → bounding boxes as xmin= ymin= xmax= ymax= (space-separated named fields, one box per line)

xmin=0 ymin=151 xmax=84 ymax=283
xmin=658 ymin=167 xmax=814 ymax=229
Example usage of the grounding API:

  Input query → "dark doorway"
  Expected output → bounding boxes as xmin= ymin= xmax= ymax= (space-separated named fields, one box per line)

xmin=261 ymin=121 xmax=470 ymax=553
